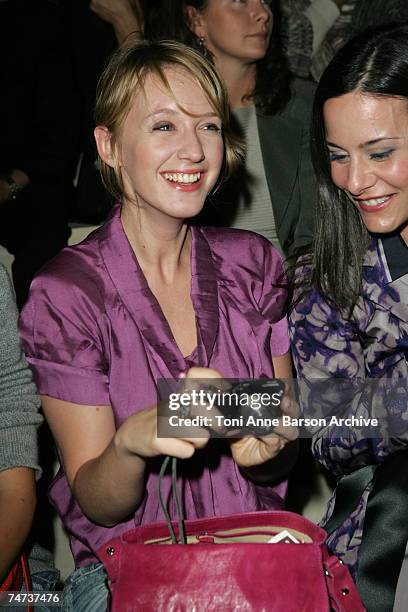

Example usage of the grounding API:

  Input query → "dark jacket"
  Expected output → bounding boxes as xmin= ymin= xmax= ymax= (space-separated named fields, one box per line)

xmin=258 ymin=77 xmax=316 ymax=257
xmin=200 ymin=77 xmax=316 ymax=259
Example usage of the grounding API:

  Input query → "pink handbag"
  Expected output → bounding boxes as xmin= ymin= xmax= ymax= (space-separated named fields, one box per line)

xmin=97 ymin=458 xmax=365 ymax=611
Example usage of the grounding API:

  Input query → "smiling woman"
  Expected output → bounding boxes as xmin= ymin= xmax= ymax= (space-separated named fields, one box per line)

xmin=19 ymin=39 xmax=296 ymax=610
xmin=324 ymin=93 xmax=408 ymax=240
xmin=144 ymin=0 xmax=316 ymax=257
xmin=289 ymin=23 xmax=408 ymax=612
xmin=96 ymin=68 xmax=225 ymax=226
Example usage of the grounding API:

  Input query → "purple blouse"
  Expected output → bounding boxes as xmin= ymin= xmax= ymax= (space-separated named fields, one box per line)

xmin=20 ymin=205 xmax=289 ymax=567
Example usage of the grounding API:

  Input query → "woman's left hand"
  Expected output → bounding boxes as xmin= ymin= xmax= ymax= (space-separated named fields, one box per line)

xmin=229 ymin=382 xmax=299 ymax=483
xmin=231 ymin=378 xmax=298 ymax=468
xmin=230 ymin=422 xmax=298 ymax=468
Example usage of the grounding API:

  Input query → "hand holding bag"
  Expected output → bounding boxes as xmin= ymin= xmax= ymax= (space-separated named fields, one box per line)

xmin=97 ymin=457 xmax=365 ymax=612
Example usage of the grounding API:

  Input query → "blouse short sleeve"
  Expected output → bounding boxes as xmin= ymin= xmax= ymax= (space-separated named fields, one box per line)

xmin=257 ymin=241 xmax=290 ymax=357
xmin=20 ymin=259 xmax=110 ymax=406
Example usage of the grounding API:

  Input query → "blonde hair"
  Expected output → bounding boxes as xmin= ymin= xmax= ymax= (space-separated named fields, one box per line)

xmin=95 ymin=37 xmax=244 ymax=201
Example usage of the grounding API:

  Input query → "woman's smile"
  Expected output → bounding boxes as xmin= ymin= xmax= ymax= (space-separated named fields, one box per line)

xmin=352 ymin=194 xmax=395 ymax=212
xmin=161 ymin=170 xmax=206 ymax=191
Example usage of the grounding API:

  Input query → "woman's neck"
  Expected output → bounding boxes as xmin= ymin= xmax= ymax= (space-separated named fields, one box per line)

xmin=121 ymin=203 xmax=191 ymax=282
xmin=214 ymin=57 xmax=257 ymax=108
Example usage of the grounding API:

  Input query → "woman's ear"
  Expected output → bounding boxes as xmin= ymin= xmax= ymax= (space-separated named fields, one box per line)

xmin=185 ymin=5 xmax=206 ymax=38
xmin=94 ymin=126 xmax=117 ymax=169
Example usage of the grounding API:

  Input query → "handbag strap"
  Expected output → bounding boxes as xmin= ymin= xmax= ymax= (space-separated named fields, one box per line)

xmin=324 ymin=554 xmax=365 ymax=612
xmin=324 ymin=451 xmax=408 ymax=612
xmin=157 ymin=456 xmax=186 ymax=544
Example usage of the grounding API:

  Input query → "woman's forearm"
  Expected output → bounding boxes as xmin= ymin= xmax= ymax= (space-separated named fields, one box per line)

xmin=42 ymin=395 xmax=204 ymax=528
xmin=0 ymin=468 xmax=36 ymax=583
xmin=73 ymin=434 xmax=147 ymax=527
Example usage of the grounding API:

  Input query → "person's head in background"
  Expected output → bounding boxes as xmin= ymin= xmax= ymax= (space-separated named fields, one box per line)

xmin=144 ymin=0 xmax=290 ymax=114
xmin=94 ymin=38 xmax=243 ymax=225
xmin=310 ymin=23 xmax=408 ymax=309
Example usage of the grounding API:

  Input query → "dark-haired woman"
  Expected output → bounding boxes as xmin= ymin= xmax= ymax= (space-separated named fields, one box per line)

xmin=144 ymin=0 xmax=316 ymax=258
xmin=290 ymin=23 xmax=408 ymax=612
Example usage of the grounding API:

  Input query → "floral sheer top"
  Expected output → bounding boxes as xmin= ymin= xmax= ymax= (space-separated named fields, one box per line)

xmin=289 ymin=235 xmax=408 ymax=573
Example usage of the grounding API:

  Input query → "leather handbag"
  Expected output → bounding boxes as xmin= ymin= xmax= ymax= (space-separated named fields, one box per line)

xmin=97 ymin=458 xmax=365 ymax=612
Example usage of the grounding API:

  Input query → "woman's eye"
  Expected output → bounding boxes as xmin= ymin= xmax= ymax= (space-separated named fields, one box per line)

xmin=152 ymin=123 xmax=174 ymax=132
xmin=329 ymin=152 xmax=349 ymax=163
xmin=370 ymin=149 xmax=394 ymax=161
xmin=203 ymin=123 xmax=222 ymax=132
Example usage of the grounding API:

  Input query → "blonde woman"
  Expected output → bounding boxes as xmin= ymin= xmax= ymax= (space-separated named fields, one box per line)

xmin=20 ymin=40 xmax=296 ymax=610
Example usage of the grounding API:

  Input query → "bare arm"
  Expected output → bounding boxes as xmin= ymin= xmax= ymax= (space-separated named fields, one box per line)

xmin=0 ymin=467 xmax=36 ymax=583
xmin=89 ymin=0 xmax=143 ymax=45
xmin=42 ymin=384 xmax=208 ymax=526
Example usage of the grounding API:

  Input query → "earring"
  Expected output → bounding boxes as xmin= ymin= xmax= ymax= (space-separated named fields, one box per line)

xmin=197 ymin=36 xmax=210 ymax=60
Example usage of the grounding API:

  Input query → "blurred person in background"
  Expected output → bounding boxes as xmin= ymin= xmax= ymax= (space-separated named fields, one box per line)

xmin=281 ymin=0 xmax=408 ymax=81
xmin=0 ymin=0 xmax=78 ymax=308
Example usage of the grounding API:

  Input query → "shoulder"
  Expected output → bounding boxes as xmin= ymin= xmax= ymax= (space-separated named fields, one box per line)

xmin=283 ymin=77 xmax=315 ymax=122
xmin=27 ymin=227 xmax=110 ymax=315
xmin=290 ymin=76 xmax=316 ymax=99
xmin=199 ymin=227 xmax=285 ymax=283
xmin=199 ymin=227 xmax=288 ymax=321
xmin=201 ymin=226 xmax=282 ymax=261
xmin=361 ymin=240 xmax=385 ymax=289
xmin=257 ymin=78 xmax=314 ymax=132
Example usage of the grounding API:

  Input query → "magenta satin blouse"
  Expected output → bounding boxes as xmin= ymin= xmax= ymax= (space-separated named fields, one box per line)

xmin=20 ymin=205 xmax=290 ymax=567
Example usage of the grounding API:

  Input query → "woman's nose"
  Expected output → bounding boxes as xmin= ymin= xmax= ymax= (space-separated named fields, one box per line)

xmin=346 ymin=159 xmax=377 ymax=196
xmin=253 ymin=0 xmax=272 ymax=24
xmin=177 ymin=130 xmax=205 ymax=163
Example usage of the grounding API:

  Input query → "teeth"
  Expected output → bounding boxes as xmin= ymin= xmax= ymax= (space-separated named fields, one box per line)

xmin=359 ymin=196 xmax=389 ymax=206
xmin=163 ymin=172 xmax=201 ymax=184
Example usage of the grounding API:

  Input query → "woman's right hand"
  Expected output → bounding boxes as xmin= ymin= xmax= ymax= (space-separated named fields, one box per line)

xmin=115 ymin=367 xmax=222 ymax=459
xmin=115 ymin=366 xmax=222 ymax=461
xmin=115 ymin=403 xmax=209 ymax=461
